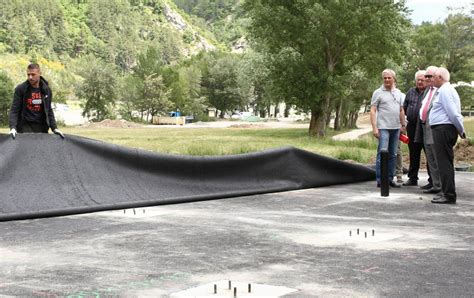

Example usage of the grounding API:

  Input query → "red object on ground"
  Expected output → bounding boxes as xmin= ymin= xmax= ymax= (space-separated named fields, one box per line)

xmin=399 ymin=133 xmax=409 ymax=144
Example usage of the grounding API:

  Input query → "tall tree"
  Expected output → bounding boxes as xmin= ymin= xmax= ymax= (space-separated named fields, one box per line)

xmin=444 ymin=13 xmax=474 ymax=83
xmin=202 ymin=53 xmax=243 ymax=118
xmin=75 ymin=56 xmax=118 ymax=121
xmin=244 ymin=0 xmax=410 ymax=136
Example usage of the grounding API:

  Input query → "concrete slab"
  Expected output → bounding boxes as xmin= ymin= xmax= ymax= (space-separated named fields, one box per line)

xmin=0 ymin=172 xmax=473 ymax=297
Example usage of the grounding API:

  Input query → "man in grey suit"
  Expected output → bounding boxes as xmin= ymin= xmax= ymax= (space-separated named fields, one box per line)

xmin=417 ymin=66 xmax=442 ymax=194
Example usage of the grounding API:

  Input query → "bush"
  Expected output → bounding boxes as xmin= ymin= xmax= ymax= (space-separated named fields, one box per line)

xmin=0 ymin=72 xmax=14 ymax=126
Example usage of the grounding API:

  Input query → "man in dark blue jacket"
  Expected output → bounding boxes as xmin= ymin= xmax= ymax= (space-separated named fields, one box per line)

xmin=9 ymin=63 xmax=63 ymax=139
xmin=402 ymin=70 xmax=426 ymax=186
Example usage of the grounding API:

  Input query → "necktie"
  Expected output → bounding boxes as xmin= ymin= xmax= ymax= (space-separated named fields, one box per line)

xmin=421 ymin=87 xmax=434 ymax=122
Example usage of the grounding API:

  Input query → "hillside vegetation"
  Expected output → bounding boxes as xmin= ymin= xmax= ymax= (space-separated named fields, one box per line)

xmin=0 ymin=0 xmax=472 ymax=136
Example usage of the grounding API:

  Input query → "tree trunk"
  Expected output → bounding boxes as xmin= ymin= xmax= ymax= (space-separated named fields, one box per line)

xmin=284 ymin=104 xmax=290 ymax=118
xmin=309 ymin=96 xmax=330 ymax=137
xmin=334 ymin=100 xmax=343 ymax=131
xmin=350 ymin=111 xmax=358 ymax=128
xmin=325 ymin=110 xmax=331 ymax=127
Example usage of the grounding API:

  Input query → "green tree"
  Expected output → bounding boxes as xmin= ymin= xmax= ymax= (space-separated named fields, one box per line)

xmin=244 ymin=0 xmax=410 ymax=136
xmin=202 ymin=53 xmax=243 ymax=118
xmin=444 ymin=13 xmax=474 ymax=83
xmin=87 ymin=0 xmax=140 ymax=70
xmin=0 ymin=71 xmax=14 ymax=125
xmin=400 ymin=11 xmax=473 ymax=90
xmin=119 ymin=45 xmax=175 ymax=122
xmin=142 ymin=74 xmax=172 ymax=122
xmin=75 ymin=56 xmax=118 ymax=121
xmin=165 ymin=64 xmax=204 ymax=115
xmin=237 ymin=50 xmax=272 ymax=117
xmin=456 ymin=85 xmax=473 ymax=110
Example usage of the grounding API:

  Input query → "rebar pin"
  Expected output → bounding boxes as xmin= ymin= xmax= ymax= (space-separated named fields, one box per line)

xmin=365 ymin=232 xmax=367 ymax=238
xmin=349 ymin=231 xmax=352 ymax=236
xmin=248 ymin=283 xmax=251 ymax=293
xmin=357 ymin=228 xmax=359 ymax=235
xmin=229 ymin=280 xmax=231 ymax=290
xmin=234 ymin=287 xmax=237 ymax=297
xmin=133 ymin=209 xmax=136 ymax=215
xmin=214 ymin=284 xmax=217 ymax=294
xmin=372 ymin=229 xmax=375 ymax=236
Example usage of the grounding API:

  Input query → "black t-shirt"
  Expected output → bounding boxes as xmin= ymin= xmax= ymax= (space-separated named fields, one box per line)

xmin=23 ymin=87 xmax=45 ymax=123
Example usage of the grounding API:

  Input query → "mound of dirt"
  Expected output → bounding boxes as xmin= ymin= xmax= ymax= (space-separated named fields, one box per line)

xmin=82 ymin=119 xmax=143 ymax=128
xmin=454 ymin=138 xmax=473 ymax=166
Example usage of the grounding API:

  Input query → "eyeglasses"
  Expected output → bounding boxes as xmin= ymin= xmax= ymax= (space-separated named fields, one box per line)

xmin=424 ymin=75 xmax=433 ymax=78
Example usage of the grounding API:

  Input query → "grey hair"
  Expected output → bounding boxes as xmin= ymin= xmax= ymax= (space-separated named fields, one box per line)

xmin=435 ymin=67 xmax=450 ymax=82
xmin=425 ymin=66 xmax=438 ymax=74
xmin=415 ymin=70 xmax=426 ymax=81
xmin=382 ymin=69 xmax=397 ymax=81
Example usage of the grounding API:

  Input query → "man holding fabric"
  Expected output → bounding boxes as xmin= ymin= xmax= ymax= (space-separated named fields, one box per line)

xmin=429 ymin=67 xmax=466 ymax=204
xmin=370 ymin=69 xmax=406 ymax=188
xmin=9 ymin=63 xmax=64 ymax=139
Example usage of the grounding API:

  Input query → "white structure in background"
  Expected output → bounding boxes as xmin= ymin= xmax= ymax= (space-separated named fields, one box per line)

xmin=54 ymin=103 xmax=88 ymax=126
xmin=208 ymin=102 xmax=308 ymax=121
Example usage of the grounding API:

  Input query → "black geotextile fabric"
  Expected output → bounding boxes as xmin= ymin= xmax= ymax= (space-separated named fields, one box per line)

xmin=0 ymin=133 xmax=375 ymax=221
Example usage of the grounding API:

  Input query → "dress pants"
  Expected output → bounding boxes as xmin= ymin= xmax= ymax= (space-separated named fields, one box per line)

xmin=422 ymin=123 xmax=441 ymax=190
xmin=431 ymin=124 xmax=458 ymax=200
xmin=406 ymin=123 xmax=423 ymax=181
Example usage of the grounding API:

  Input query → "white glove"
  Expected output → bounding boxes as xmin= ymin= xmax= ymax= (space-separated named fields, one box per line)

xmin=9 ymin=128 xmax=17 ymax=140
xmin=53 ymin=129 xmax=65 ymax=139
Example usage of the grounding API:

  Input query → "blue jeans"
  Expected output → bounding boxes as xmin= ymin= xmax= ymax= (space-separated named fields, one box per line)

xmin=376 ymin=129 xmax=400 ymax=183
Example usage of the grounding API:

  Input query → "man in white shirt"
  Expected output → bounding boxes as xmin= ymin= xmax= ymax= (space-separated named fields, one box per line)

xmin=429 ymin=67 xmax=466 ymax=204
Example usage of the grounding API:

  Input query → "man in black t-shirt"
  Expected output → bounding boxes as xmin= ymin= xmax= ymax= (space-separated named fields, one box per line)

xmin=9 ymin=63 xmax=64 ymax=139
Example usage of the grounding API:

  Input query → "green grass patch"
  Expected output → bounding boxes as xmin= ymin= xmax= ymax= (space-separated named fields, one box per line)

xmin=2 ymin=117 xmax=472 ymax=163
xmin=44 ymin=127 xmax=375 ymax=163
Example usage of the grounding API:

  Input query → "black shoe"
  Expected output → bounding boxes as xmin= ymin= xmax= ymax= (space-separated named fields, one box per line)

xmin=420 ymin=183 xmax=433 ymax=190
xmin=403 ymin=179 xmax=418 ymax=186
xmin=431 ymin=197 xmax=456 ymax=204
xmin=389 ymin=181 xmax=401 ymax=188
xmin=423 ymin=188 xmax=441 ymax=194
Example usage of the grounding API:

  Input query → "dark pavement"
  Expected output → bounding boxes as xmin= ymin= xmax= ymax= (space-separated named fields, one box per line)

xmin=0 ymin=172 xmax=473 ymax=297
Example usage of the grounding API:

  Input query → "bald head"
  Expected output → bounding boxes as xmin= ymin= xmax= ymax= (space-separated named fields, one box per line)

xmin=433 ymin=67 xmax=450 ymax=88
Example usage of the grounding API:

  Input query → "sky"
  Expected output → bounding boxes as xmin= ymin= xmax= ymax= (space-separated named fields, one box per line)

xmin=405 ymin=0 xmax=472 ymax=24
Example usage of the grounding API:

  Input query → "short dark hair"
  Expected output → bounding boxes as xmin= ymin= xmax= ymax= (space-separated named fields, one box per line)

xmin=27 ymin=63 xmax=41 ymax=71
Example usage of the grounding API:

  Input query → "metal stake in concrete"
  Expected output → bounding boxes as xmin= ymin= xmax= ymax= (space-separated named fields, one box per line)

xmin=248 ymin=283 xmax=252 ymax=293
xmin=349 ymin=231 xmax=352 ymax=237
xmin=133 ymin=209 xmax=136 ymax=215
xmin=229 ymin=280 xmax=231 ymax=290
xmin=234 ymin=287 xmax=237 ymax=297
xmin=381 ymin=150 xmax=389 ymax=197
xmin=214 ymin=284 xmax=217 ymax=294
xmin=372 ymin=229 xmax=375 ymax=236
xmin=365 ymin=232 xmax=367 ymax=238
xmin=357 ymin=228 xmax=359 ymax=235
